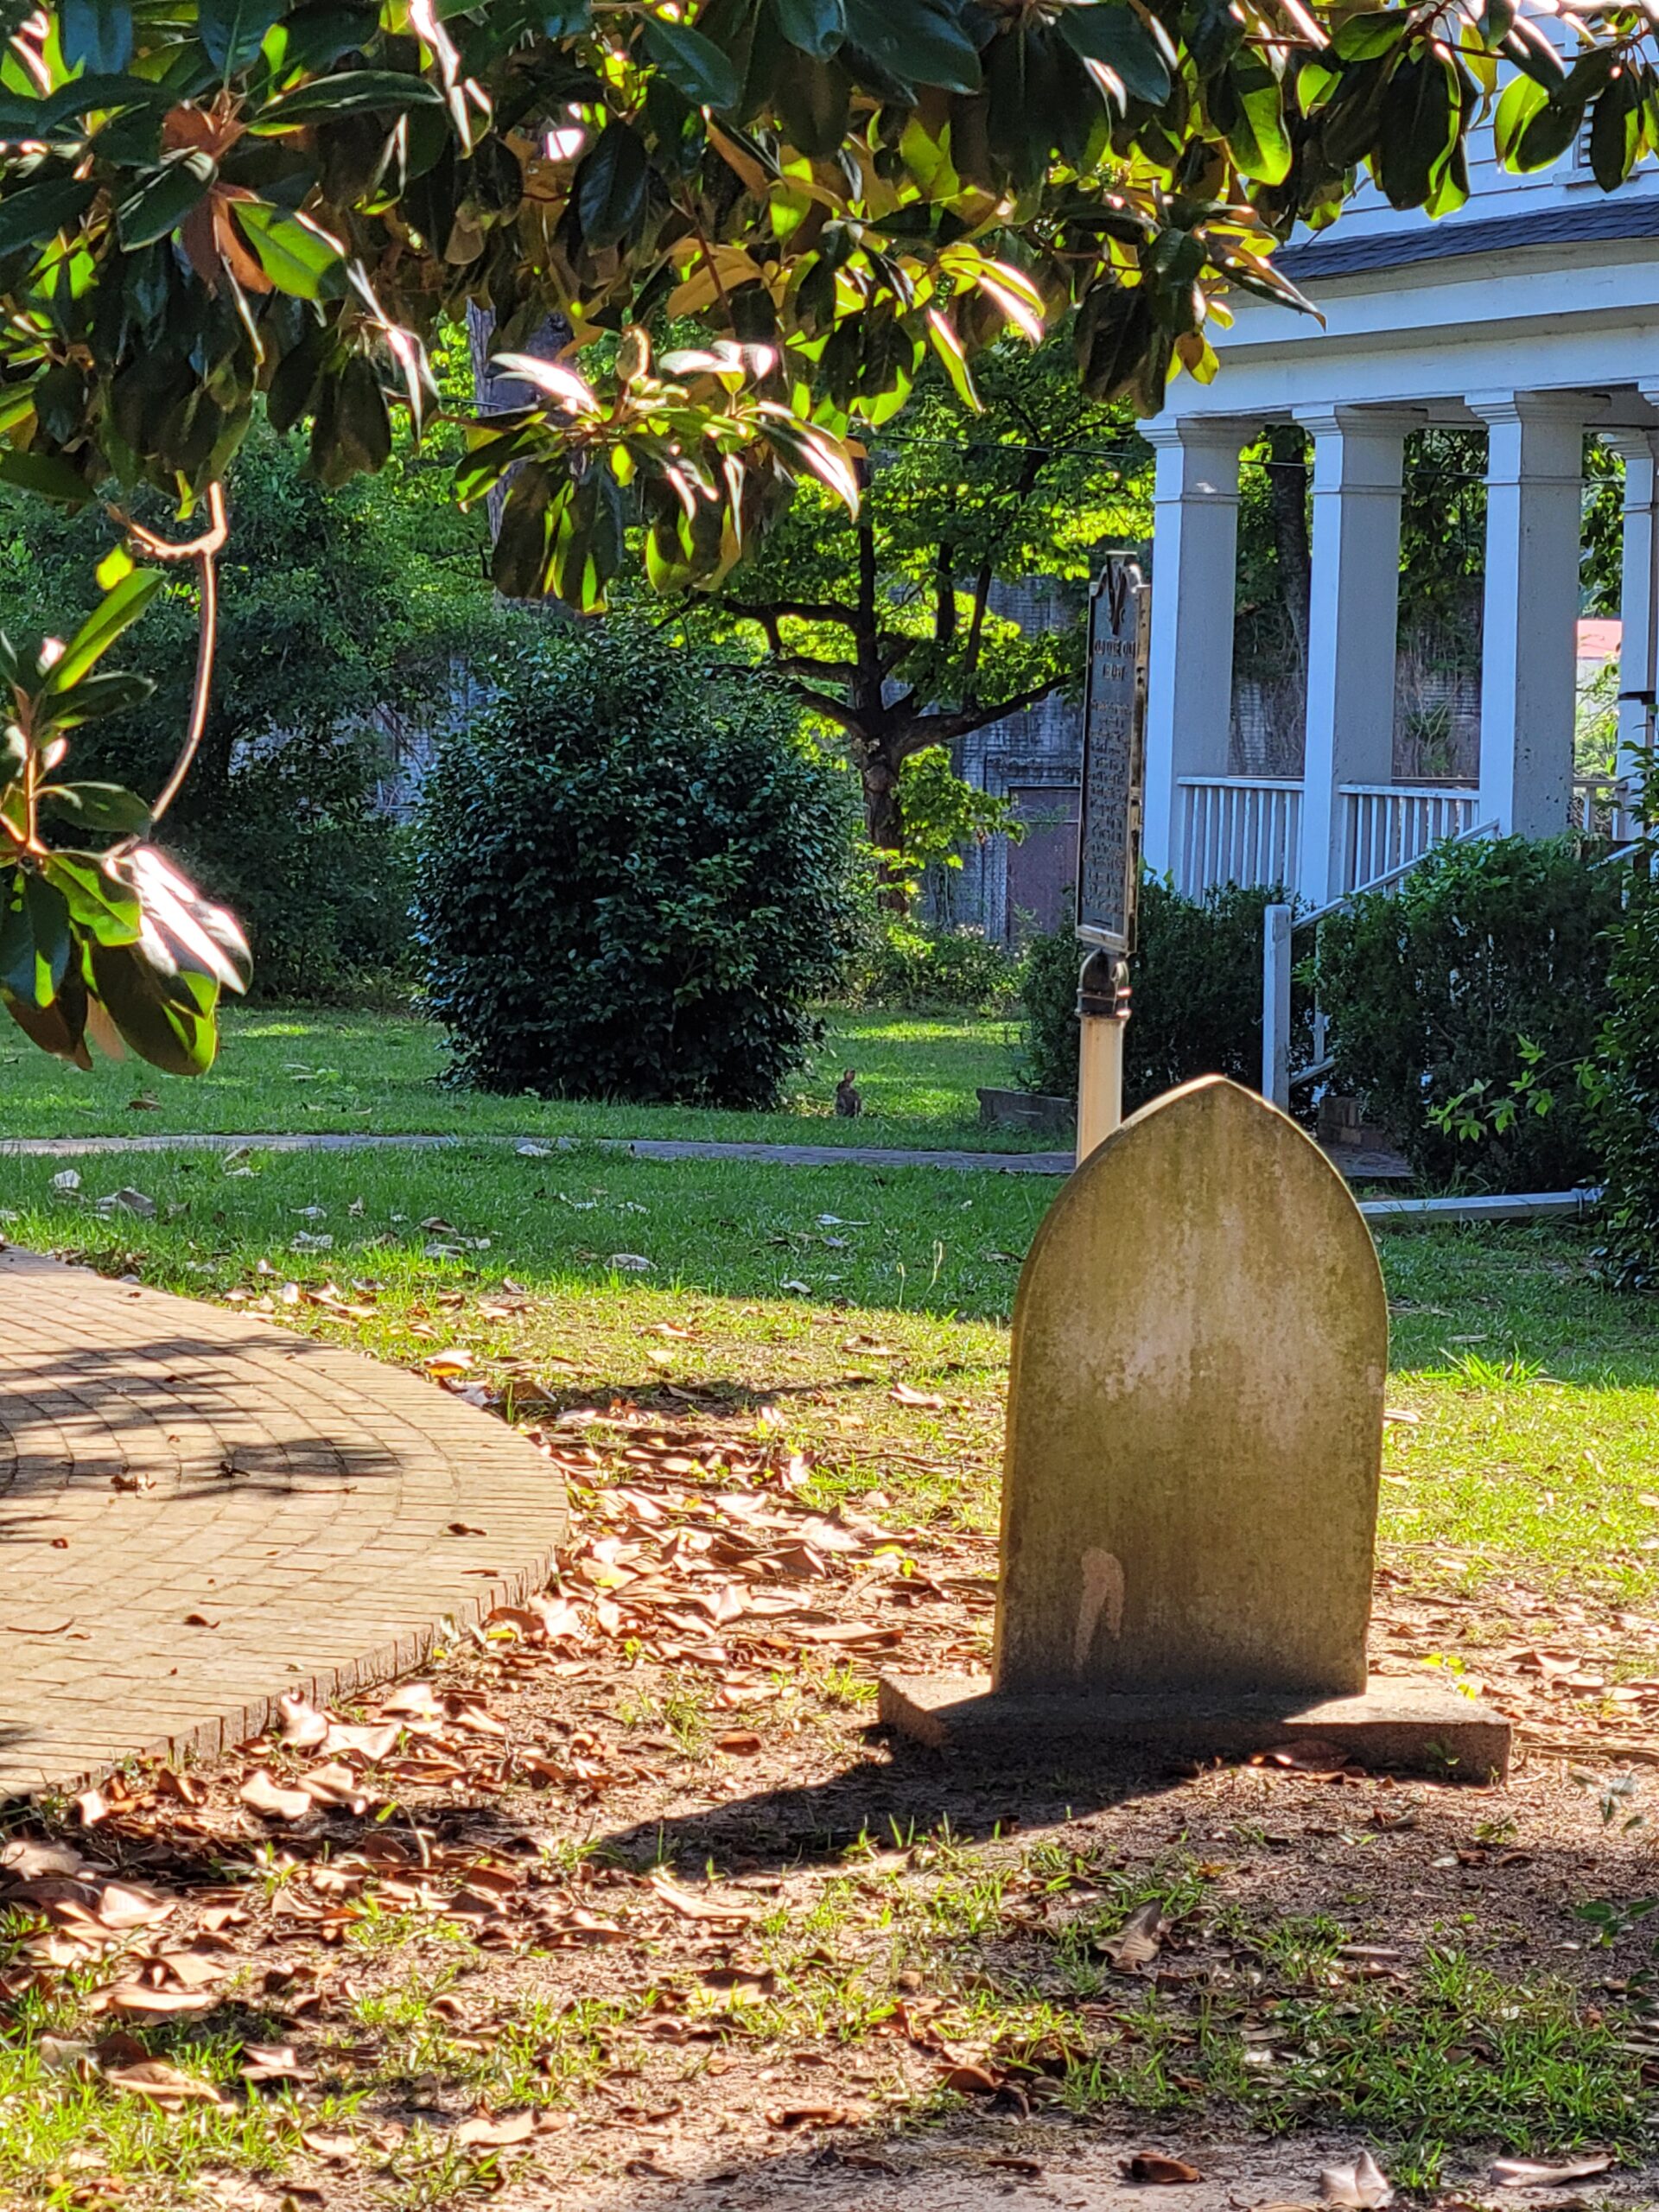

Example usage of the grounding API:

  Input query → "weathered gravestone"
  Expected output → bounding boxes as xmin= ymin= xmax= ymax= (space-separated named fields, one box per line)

xmin=880 ymin=1077 xmax=1510 ymax=1777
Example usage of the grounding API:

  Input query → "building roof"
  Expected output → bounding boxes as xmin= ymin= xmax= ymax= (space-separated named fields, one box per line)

xmin=1277 ymin=194 xmax=1659 ymax=282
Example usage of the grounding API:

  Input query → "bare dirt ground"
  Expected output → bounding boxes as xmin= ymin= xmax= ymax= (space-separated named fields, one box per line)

xmin=13 ymin=1391 xmax=1659 ymax=2212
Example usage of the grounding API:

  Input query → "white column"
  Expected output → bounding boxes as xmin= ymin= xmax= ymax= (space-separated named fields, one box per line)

xmin=1471 ymin=393 xmax=1585 ymax=838
xmin=1294 ymin=407 xmax=1408 ymax=905
xmin=1141 ymin=417 xmax=1249 ymax=881
xmin=1608 ymin=425 xmax=1659 ymax=789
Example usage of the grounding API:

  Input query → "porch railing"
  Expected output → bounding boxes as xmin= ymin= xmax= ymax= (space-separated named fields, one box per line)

xmin=1179 ymin=774 xmax=1644 ymax=899
xmin=1340 ymin=785 xmax=1479 ymax=893
xmin=1176 ymin=777 xmax=1301 ymax=898
xmin=1574 ymin=778 xmax=1642 ymax=842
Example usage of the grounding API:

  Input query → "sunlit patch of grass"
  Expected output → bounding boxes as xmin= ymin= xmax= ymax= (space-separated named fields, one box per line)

xmin=348 ymin=1972 xmax=631 ymax=2111
xmin=1262 ymin=1951 xmax=1646 ymax=2188
xmin=617 ymin=1675 xmax=714 ymax=1757
xmin=1 ymin=1142 xmax=1048 ymax=1331
xmin=0 ymin=2012 xmax=365 ymax=2206
xmin=0 ymin=1003 xmax=1039 ymax=1148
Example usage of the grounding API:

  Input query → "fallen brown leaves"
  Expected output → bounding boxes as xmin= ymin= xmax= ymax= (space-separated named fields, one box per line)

xmin=9 ymin=1363 xmax=1659 ymax=2211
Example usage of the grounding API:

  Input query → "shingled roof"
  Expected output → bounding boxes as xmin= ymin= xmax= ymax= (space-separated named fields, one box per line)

xmin=1277 ymin=194 xmax=1659 ymax=281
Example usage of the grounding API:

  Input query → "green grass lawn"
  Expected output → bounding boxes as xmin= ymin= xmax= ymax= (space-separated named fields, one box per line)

xmin=0 ymin=1003 xmax=1041 ymax=1148
xmin=10 ymin=1129 xmax=1659 ymax=1603
xmin=9 ymin=1158 xmax=1659 ymax=2200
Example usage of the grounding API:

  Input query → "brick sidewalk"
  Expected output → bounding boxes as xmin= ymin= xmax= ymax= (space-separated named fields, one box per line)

xmin=0 ymin=1245 xmax=568 ymax=1800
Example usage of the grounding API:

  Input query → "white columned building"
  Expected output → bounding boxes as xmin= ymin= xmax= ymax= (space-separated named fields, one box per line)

xmin=1141 ymin=140 xmax=1659 ymax=900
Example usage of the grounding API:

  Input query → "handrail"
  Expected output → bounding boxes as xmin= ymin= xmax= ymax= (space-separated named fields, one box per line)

xmin=1338 ymin=780 xmax=1476 ymax=798
xmin=1294 ymin=817 xmax=1501 ymax=931
xmin=1174 ymin=774 xmax=1303 ymax=789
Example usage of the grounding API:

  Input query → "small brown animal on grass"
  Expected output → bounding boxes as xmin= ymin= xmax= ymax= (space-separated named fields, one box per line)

xmin=835 ymin=1070 xmax=863 ymax=1117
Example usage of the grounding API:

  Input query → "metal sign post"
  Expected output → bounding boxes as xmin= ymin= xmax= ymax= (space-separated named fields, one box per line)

xmin=1074 ymin=556 xmax=1148 ymax=1163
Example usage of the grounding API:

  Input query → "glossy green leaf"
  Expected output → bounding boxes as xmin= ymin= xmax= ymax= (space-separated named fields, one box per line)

xmin=491 ymin=467 xmax=554 ymax=598
xmin=772 ymin=0 xmax=845 ymax=60
xmin=575 ymin=122 xmax=649 ymax=249
xmin=1332 ymin=10 xmax=1408 ymax=60
xmin=0 ymin=870 xmax=29 ymax=1003
xmin=641 ymin=16 xmax=741 ymax=108
xmin=334 ymin=353 xmax=392 ymax=473
xmin=841 ymin=0 xmax=981 ymax=93
xmin=42 ymin=851 xmax=143 ymax=943
xmin=1514 ymin=90 xmax=1581 ymax=172
xmin=1590 ymin=73 xmax=1641 ymax=190
xmin=117 ymin=151 xmax=216 ymax=249
xmin=1225 ymin=66 xmax=1294 ymax=184
xmin=262 ymin=0 xmax=378 ymax=75
xmin=0 ymin=73 xmax=166 ymax=140
xmin=123 ymin=845 xmax=253 ymax=992
xmin=88 ymin=936 xmax=220 ymax=1075
xmin=3 ymin=973 xmax=89 ymax=1065
xmin=250 ymin=67 xmax=447 ymax=130
xmin=1055 ymin=3 xmax=1172 ymax=106
xmin=1492 ymin=69 xmax=1548 ymax=162
xmin=0 ymin=451 xmax=91 ymax=507
xmin=266 ymin=321 xmax=330 ymax=434
xmin=232 ymin=200 xmax=348 ymax=298
xmin=60 ymin=0 xmax=133 ymax=73
xmin=0 ymin=868 xmax=71 ymax=1007
xmin=199 ymin=0 xmax=286 ymax=76
xmin=37 ymin=781 xmax=154 ymax=835
xmin=46 ymin=569 xmax=163 ymax=692
xmin=0 ymin=176 xmax=98 ymax=261
xmin=38 ymin=669 xmax=156 ymax=727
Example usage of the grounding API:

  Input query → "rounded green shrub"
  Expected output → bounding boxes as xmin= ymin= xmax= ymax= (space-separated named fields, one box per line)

xmin=1018 ymin=876 xmax=1294 ymax=1109
xmin=845 ymin=911 xmax=1019 ymax=1012
xmin=1315 ymin=835 xmax=1621 ymax=1192
xmin=1592 ymin=871 xmax=1659 ymax=1282
xmin=414 ymin=628 xmax=855 ymax=1107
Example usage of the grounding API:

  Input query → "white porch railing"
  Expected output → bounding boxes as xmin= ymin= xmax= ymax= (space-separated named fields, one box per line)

xmin=1340 ymin=785 xmax=1479 ymax=893
xmin=1180 ymin=773 xmax=1647 ymax=899
xmin=1573 ymin=778 xmax=1642 ymax=841
xmin=1176 ymin=777 xmax=1301 ymax=897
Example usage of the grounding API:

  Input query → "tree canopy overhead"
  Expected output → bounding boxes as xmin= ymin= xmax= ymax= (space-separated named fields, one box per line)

xmin=0 ymin=0 xmax=1650 ymax=1075
xmin=0 ymin=0 xmax=1637 ymax=610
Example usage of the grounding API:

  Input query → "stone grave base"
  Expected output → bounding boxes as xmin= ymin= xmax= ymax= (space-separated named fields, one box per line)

xmin=878 ymin=1673 xmax=1510 ymax=1780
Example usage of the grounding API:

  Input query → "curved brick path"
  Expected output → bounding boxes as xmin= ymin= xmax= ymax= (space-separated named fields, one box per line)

xmin=0 ymin=1245 xmax=567 ymax=1801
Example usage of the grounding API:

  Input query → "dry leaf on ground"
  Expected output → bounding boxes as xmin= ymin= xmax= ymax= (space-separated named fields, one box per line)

xmin=95 ymin=1983 xmax=217 ymax=2018
xmin=105 ymin=2058 xmax=225 ymax=2106
xmin=454 ymin=2109 xmax=539 ymax=2147
xmin=1104 ymin=1897 xmax=1166 ymax=1970
xmin=1489 ymin=2154 xmax=1613 ymax=2188
xmin=1125 ymin=2153 xmax=1203 ymax=2183
xmin=648 ymin=1872 xmax=759 ymax=1923
xmin=239 ymin=1770 xmax=312 ymax=1822
xmin=1320 ymin=2153 xmax=1393 ymax=2208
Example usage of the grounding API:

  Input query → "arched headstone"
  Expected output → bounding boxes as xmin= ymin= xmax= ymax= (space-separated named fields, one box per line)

xmin=881 ymin=1078 xmax=1510 ymax=1777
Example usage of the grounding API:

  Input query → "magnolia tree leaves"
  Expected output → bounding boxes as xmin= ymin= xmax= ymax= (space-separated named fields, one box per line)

xmin=0 ymin=0 xmax=1649 ymax=616
xmin=0 ymin=563 xmax=250 ymax=1076
xmin=0 ymin=0 xmax=1649 ymax=1071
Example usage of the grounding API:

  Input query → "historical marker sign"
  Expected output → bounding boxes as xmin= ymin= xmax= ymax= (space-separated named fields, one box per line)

xmin=1077 ymin=556 xmax=1148 ymax=956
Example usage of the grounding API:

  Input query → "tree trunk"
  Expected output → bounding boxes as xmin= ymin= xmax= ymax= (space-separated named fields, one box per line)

xmin=857 ymin=734 xmax=910 ymax=914
xmin=1265 ymin=423 xmax=1312 ymax=668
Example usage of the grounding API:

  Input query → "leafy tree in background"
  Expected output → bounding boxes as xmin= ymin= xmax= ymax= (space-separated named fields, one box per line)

xmin=0 ymin=399 xmax=506 ymax=995
xmin=705 ymin=342 xmax=1148 ymax=893
xmin=0 ymin=0 xmax=1655 ymax=1070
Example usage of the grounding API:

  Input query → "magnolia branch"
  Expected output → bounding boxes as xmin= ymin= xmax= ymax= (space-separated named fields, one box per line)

xmin=109 ymin=482 xmax=230 ymax=833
